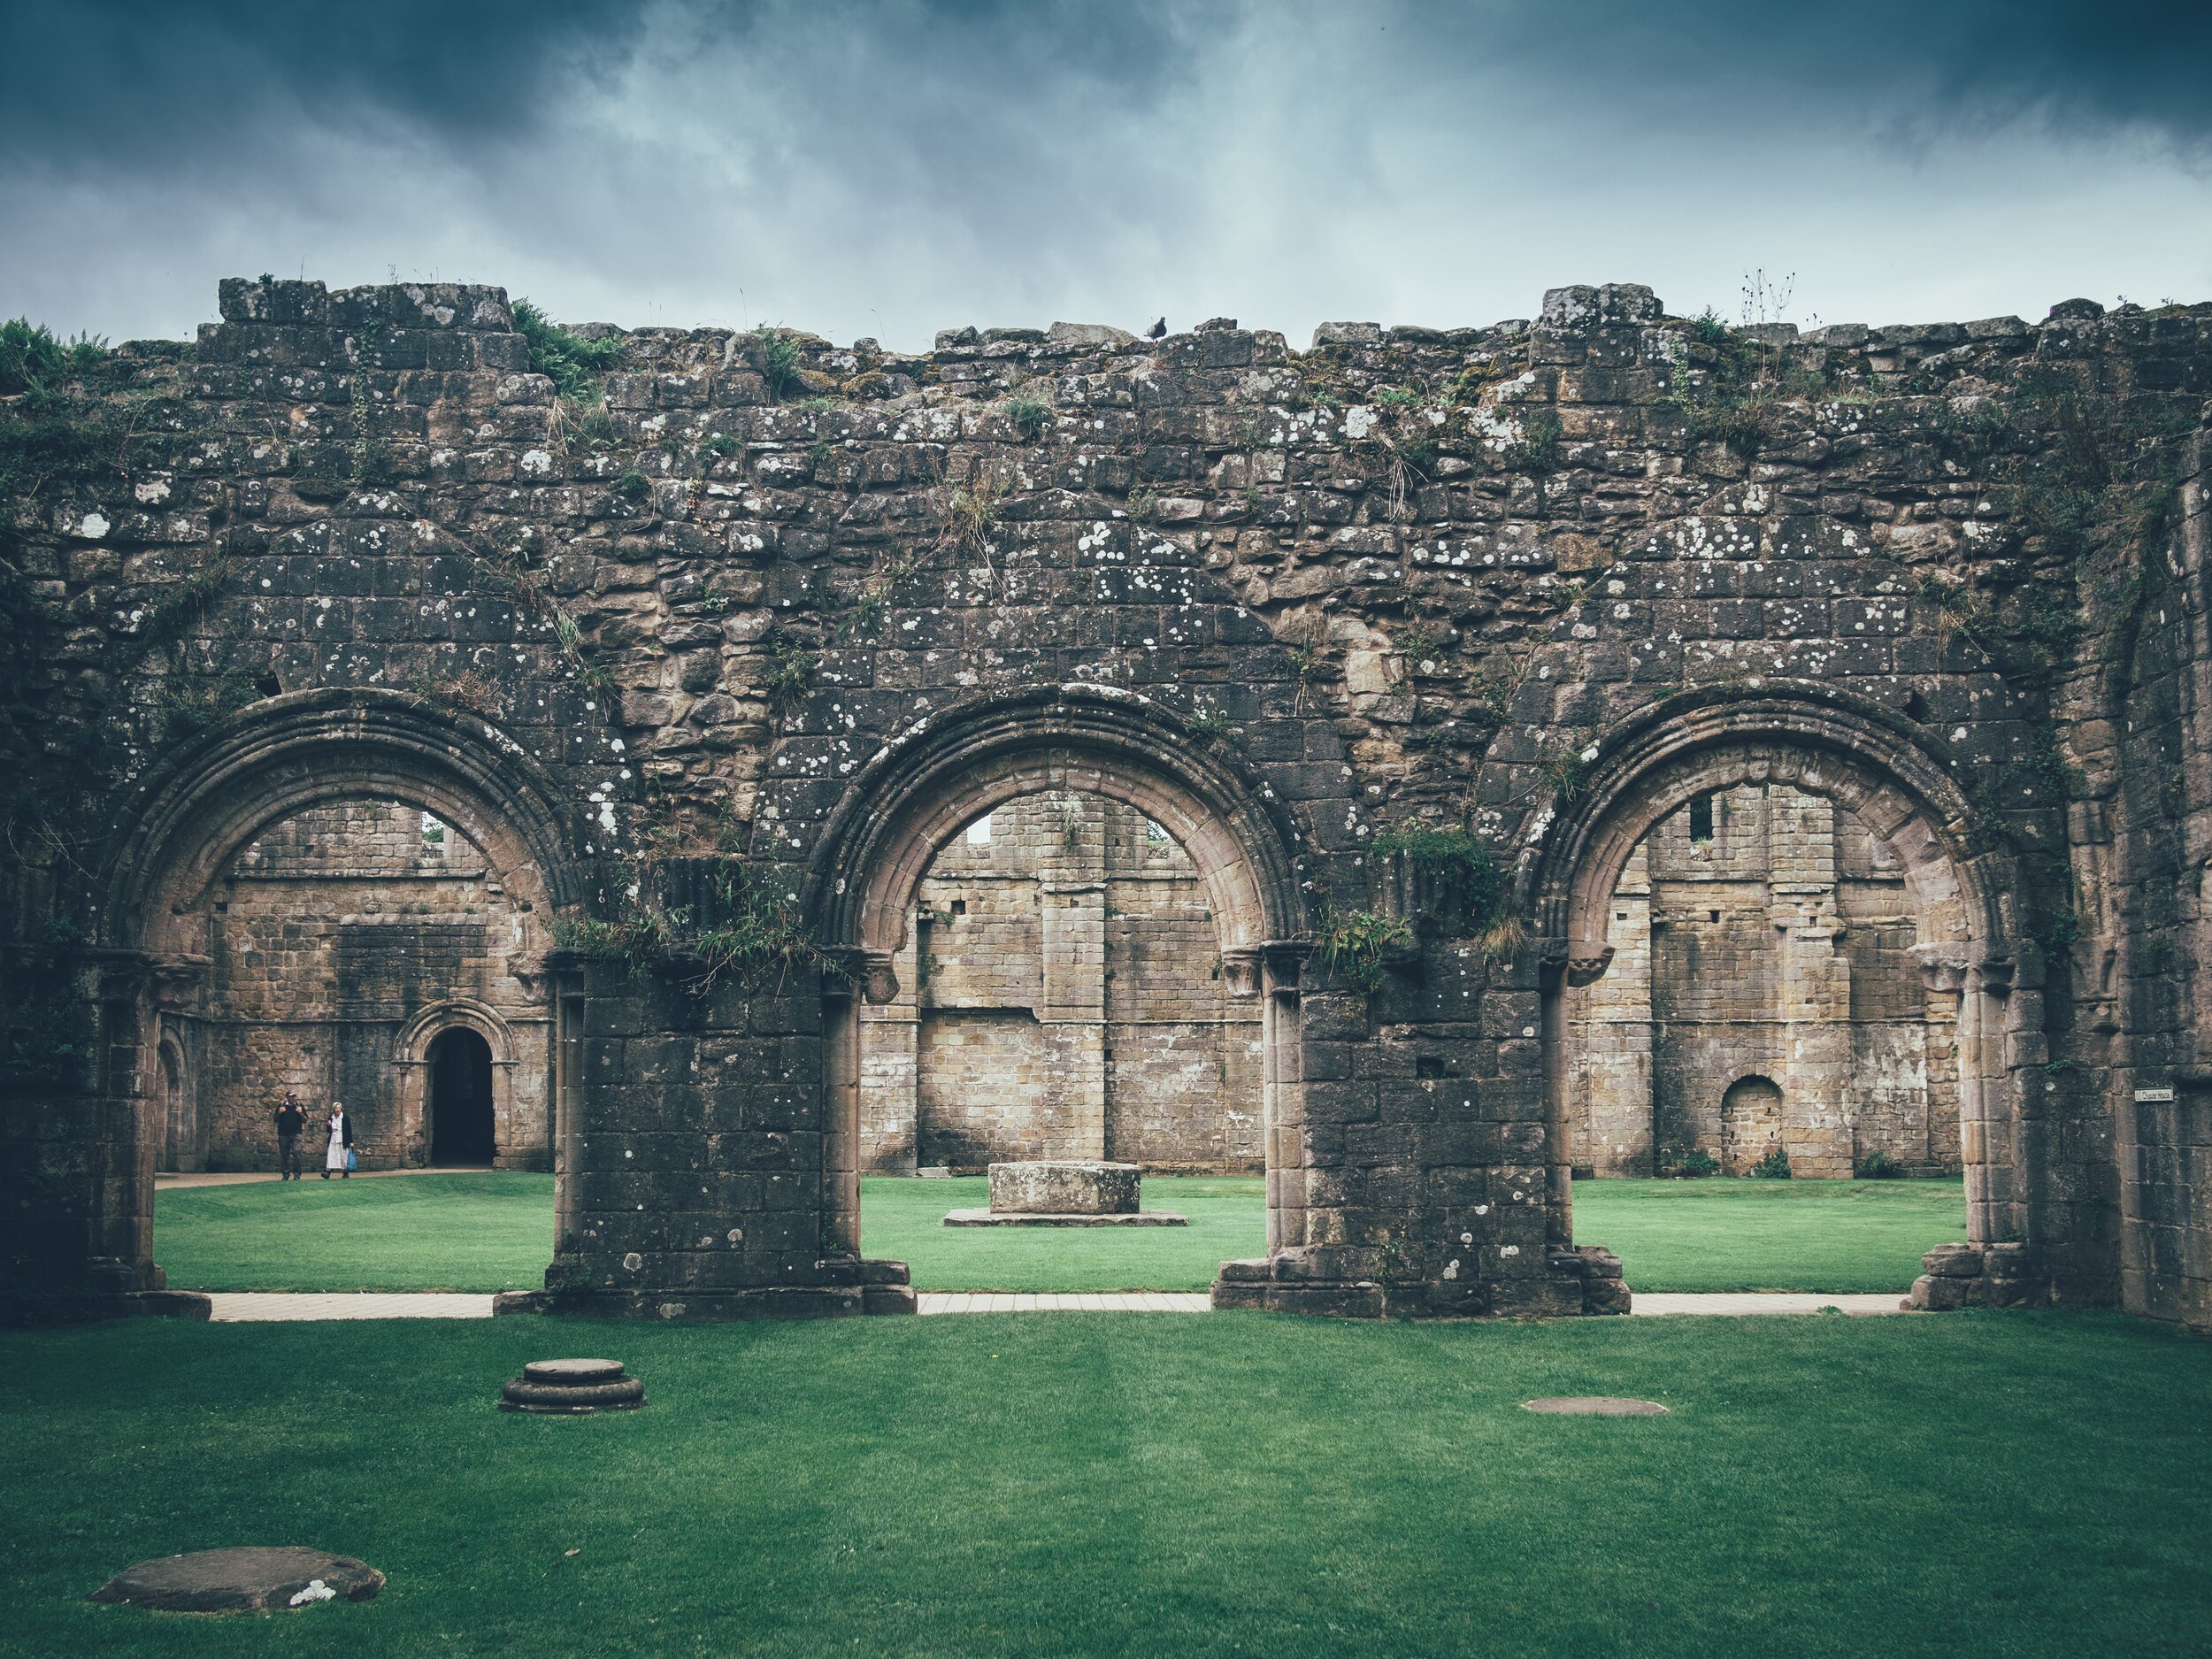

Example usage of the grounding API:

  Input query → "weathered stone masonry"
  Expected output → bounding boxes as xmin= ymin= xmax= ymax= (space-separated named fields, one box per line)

xmin=1567 ymin=781 xmax=1961 ymax=1179
xmin=859 ymin=788 xmax=1263 ymax=1173
xmin=3 ymin=274 xmax=2209 ymax=1328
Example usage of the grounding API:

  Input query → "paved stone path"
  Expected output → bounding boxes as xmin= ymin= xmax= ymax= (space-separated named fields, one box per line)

xmin=158 ymin=1167 xmax=490 ymax=1190
xmin=204 ymin=1288 xmax=1910 ymax=1320
xmin=916 ymin=1291 xmax=1212 ymax=1314
xmin=1631 ymin=1292 xmax=1910 ymax=1317
xmin=207 ymin=1293 xmax=497 ymax=1321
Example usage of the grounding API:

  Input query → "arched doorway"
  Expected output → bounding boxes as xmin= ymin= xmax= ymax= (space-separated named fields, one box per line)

xmin=1719 ymin=1076 xmax=1784 ymax=1174
xmin=804 ymin=687 xmax=1309 ymax=1262
xmin=85 ymin=688 xmax=579 ymax=1303
xmin=857 ymin=788 xmax=1267 ymax=1175
xmin=429 ymin=1027 xmax=496 ymax=1164
xmin=1529 ymin=691 xmax=2033 ymax=1293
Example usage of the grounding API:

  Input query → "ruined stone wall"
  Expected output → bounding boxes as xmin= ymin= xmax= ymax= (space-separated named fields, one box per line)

xmin=2 ymin=274 xmax=2208 ymax=1325
xmin=169 ymin=801 xmax=549 ymax=1171
xmin=859 ymin=790 xmax=1261 ymax=1172
xmin=1568 ymin=782 xmax=1958 ymax=1178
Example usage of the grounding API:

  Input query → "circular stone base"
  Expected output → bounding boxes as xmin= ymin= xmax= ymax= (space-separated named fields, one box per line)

xmin=89 ymin=1547 xmax=383 ymax=1613
xmin=1521 ymin=1397 xmax=1670 ymax=1416
xmin=502 ymin=1359 xmax=645 ymax=1413
xmin=942 ymin=1209 xmax=1189 ymax=1227
xmin=524 ymin=1358 xmax=627 ymax=1386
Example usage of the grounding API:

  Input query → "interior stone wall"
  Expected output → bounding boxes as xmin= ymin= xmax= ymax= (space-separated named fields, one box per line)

xmin=859 ymin=790 xmax=1262 ymax=1172
xmin=167 ymin=801 xmax=549 ymax=1171
xmin=1567 ymin=781 xmax=1959 ymax=1178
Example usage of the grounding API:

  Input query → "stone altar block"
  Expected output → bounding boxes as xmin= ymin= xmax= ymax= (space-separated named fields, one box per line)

xmin=944 ymin=1160 xmax=1187 ymax=1226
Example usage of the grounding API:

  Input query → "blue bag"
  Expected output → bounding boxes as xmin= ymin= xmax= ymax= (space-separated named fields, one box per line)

xmin=346 ymin=1147 xmax=358 ymax=1171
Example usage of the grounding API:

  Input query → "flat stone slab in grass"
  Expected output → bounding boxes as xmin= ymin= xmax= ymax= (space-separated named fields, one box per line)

xmin=90 ymin=1547 xmax=383 ymax=1613
xmin=988 ymin=1160 xmax=1140 ymax=1216
xmin=944 ymin=1208 xmax=1189 ymax=1227
xmin=1522 ymin=1397 xmax=1670 ymax=1416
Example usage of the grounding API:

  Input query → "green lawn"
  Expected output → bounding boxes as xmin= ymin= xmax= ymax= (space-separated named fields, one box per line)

xmin=858 ymin=1174 xmax=1263 ymax=1291
xmin=4 ymin=1312 xmax=2208 ymax=1657
xmin=154 ymin=1173 xmax=1965 ymax=1294
xmin=154 ymin=1174 xmax=559 ymax=1293
xmin=1574 ymin=1177 xmax=1966 ymax=1293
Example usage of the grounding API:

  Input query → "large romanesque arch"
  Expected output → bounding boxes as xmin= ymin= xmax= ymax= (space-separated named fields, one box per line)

xmin=1524 ymin=687 xmax=2038 ymax=1291
xmin=801 ymin=684 xmax=1313 ymax=1256
xmin=72 ymin=690 xmax=582 ymax=1308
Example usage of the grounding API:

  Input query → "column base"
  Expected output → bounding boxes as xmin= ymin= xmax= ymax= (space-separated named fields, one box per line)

xmin=498 ymin=1259 xmax=917 ymax=1322
xmin=1909 ymin=1242 xmax=2052 ymax=1310
xmin=1210 ymin=1246 xmax=1631 ymax=1319
xmin=0 ymin=1289 xmax=212 ymax=1329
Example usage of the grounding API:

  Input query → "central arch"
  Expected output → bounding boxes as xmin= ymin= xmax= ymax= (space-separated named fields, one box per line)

xmin=803 ymin=685 xmax=1310 ymax=1258
xmin=1525 ymin=688 xmax=2028 ymax=1257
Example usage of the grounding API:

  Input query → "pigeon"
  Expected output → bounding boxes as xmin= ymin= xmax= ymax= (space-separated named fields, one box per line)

xmin=1148 ymin=317 xmax=1166 ymax=339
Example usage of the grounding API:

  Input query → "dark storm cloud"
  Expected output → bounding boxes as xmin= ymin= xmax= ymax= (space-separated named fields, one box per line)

xmin=4 ymin=0 xmax=2208 ymax=172
xmin=0 ymin=0 xmax=1197 ymax=169
xmin=1463 ymin=0 xmax=2212 ymax=153
xmin=2 ymin=0 xmax=2208 ymax=346
xmin=0 ymin=0 xmax=656 ymax=163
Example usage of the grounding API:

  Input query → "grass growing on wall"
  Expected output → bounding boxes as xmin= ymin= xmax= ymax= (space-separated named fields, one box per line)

xmin=4 ymin=1313 xmax=2209 ymax=1658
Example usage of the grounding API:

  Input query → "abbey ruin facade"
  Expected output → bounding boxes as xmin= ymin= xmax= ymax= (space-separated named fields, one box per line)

xmin=3 ymin=276 xmax=2208 ymax=1328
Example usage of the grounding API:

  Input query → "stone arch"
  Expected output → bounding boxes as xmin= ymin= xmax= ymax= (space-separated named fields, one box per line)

xmin=102 ymin=687 xmax=580 ymax=954
xmin=87 ymin=689 xmax=580 ymax=1289
xmin=802 ymin=684 xmax=1312 ymax=1256
xmin=393 ymin=998 xmax=526 ymax=1167
xmin=809 ymin=684 xmax=1303 ymax=969
xmin=1719 ymin=1074 xmax=1785 ymax=1173
xmin=1525 ymin=687 xmax=2028 ymax=1252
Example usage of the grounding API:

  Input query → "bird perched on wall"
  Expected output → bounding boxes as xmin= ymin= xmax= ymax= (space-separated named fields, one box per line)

xmin=1148 ymin=317 xmax=1166 ymax=339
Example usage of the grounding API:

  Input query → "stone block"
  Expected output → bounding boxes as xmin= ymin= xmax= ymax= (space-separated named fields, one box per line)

xmin=987 ymin=1160 xmax=1140 ymax=1216
xmin=1911 ymin=1273 xmax=1972 ymax=1311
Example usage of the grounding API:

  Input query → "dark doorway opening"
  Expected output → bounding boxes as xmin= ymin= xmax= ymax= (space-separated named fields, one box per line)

xmin=428 ymin=1027 xmax=496 ymax=1164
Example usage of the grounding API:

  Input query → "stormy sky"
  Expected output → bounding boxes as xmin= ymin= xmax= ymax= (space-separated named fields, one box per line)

xmin=4 ymin=0 xmax=2209 ymax=348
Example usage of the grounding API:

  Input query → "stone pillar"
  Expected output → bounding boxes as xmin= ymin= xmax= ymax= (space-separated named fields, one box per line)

xmin=1773 ymin=795 xmax=1852 ymax=1177
xmin=553 ymin=979 xmax=585 ymax=1249
xmin=1262 ymin=943 xmax=1306 ymax=1252
xmin=821 ymin=981 xmax=863 ymax=1257
xmin=1041 ymin=879 xmax=1107 ymax=1160
xmin=1564 ymin=844 xmax=1652 ymax=1175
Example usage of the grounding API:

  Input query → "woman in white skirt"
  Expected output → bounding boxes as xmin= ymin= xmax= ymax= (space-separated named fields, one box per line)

xmin=321 ymin=1102 xmax=354 ymax=1179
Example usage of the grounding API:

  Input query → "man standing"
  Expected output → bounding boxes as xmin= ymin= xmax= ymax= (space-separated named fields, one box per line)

xmin=273 ymin=1089 xmax=306 ymax=1181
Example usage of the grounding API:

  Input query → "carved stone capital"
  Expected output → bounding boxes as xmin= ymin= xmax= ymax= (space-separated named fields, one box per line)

xmin=1909 ymin=943 xmax=1970 ymax=994
xmin=1260 ymin=940 xmax=1310 ymax=1000
xmin=1220 ymin=948 xmax=1263 ymax=1000
xmin=859 ymin=952 xmax=902 ymax=1006
xmin=1563 ymin=938 xmax=1614 ymax=987
xmin=819 ymin=948 xmax=900 ymax=1004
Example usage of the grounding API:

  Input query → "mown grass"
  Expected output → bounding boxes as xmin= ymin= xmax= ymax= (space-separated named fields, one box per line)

xmin=858 ymin=1174 xmax=1263 ymax=1291
xmin=1573 ymin=1177 xmax=1966 ymax=1294
xmin=2 ymin=1312 xmax=2208 ymax=1657
xmin=154 ymin=1174 xmax=558 ymax=1293
xmin=154 ymin=1174 xmax=1965 ymax=1294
